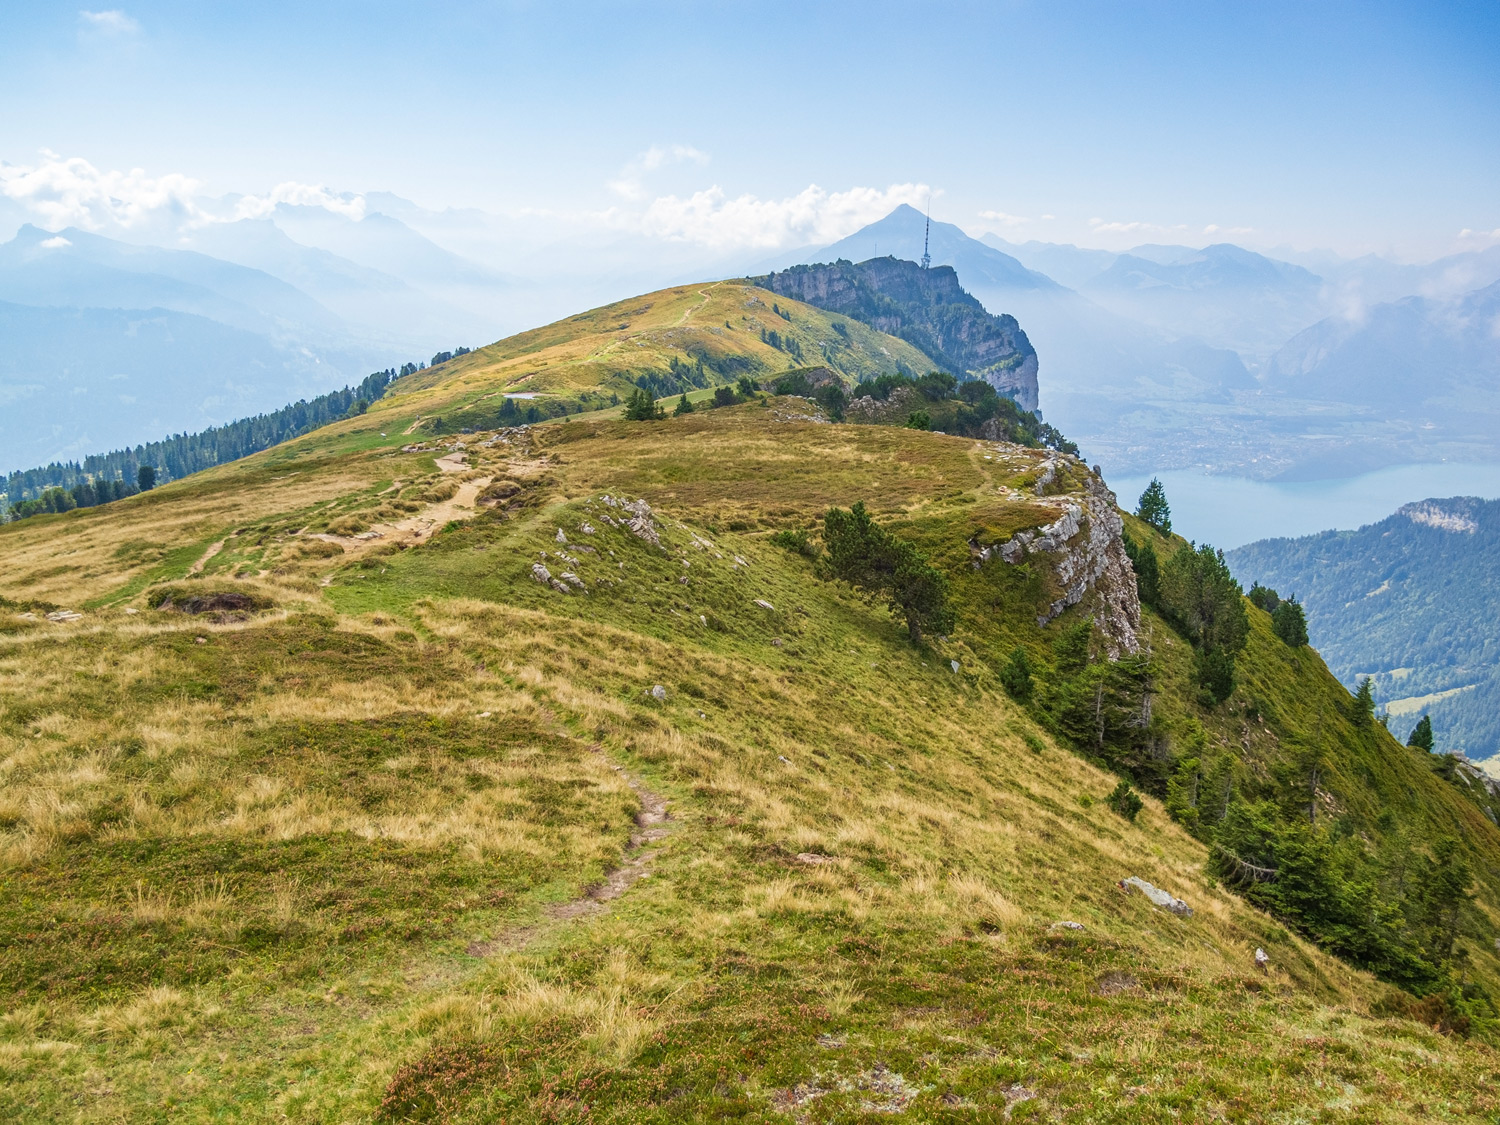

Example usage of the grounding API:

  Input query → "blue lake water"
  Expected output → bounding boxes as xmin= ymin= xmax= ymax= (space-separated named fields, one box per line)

xmin=1107 ymin=462 xmax=1500 ymax=549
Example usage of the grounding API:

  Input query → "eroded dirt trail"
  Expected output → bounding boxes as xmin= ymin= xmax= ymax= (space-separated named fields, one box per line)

xmin=468 ymin=762 xmax=670 ymax=956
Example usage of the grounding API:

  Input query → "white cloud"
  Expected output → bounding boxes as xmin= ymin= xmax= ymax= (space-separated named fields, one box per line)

xmin=1204 ymin=223 xmax=1254 ymax=236
xmin=1458 ymin=226 xmax=1500 ymax=242
xmin=39 ymin=236 xmax=72 ymax=248
xmin=232 ymin=182 xmax=367 ymax=221
xmin=608 ymin=144 xmax=711 ymax=201
xmin=79 ymin=9 xmax=139 ymax=35
xmin=0 ymin=151 xmax=204 ymax=231
xmin=0 ymin=152 xmax=373 ymax=234
xmin=626 ymin=182 xmax=929 ymax=251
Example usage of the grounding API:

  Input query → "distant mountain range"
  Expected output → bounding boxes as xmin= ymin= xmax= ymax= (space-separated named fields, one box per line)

xmin=4 ymin=191 xmax=1499 ymax=485
xmin=1226 ymin=496 xmax=1500 ymax=761
xmin=797 ymin=207 xmax=1500 ymax=481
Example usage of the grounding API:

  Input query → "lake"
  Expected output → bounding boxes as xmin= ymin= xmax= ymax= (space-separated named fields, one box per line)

xmin=1107 ymin=462 xmax=1500 ymax=549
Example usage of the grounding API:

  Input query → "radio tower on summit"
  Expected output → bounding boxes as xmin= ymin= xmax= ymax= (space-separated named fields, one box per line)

xmin=920 ymin=199 xmax=932 ymax=270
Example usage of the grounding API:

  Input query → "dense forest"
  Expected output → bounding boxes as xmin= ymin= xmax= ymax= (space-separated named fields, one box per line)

xmin=1226 ymin=496 xmax=1500 ymax=759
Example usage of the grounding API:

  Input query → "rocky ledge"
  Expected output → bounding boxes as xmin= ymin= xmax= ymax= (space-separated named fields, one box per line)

xmin=970 ymin=466 xmax=1141 ymax=657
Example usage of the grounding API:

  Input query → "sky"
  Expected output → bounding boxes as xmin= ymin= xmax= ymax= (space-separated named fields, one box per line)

xmin=0 ymin=0 xmax=1497 ymax=261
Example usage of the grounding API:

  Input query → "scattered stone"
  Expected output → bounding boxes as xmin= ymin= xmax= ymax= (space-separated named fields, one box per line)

xmin=530 ymin=562 xmax=552 ymax=584
xmin=950 ymin=659 xmax=960 ymax=673
xmin=16 ymin=612 xmax=37 ymax=621
xmin=580 ymin=522 xmax=596 ymax=535
xmin=754 ymin=598 xmax=775 ymax=610
xmin=1120 ymin=876 xmax=1192 ymax=917
xmin=772 ymin=637 xmax=784 ymax=647
xmin=734 ymin=555 xmax=749 ymax=567
xmin=555 ymin=528 xmax=567 ymax=543
xmin=699 ymin=615 xmax=707 ymax=626
xmin=560 ymin=571 xmax=585 ymax=588
xmin=816 ymin=1033 xmax=845 ymax=1049
xmin=194 ymin=636 xmax=208 ymax=644
xmin=123 ymin=608 xmax=139 ymax=615
xmin=352 ymin=530 xmax=383 ymax=540
xmin=550 ymin=579 xmax=572 ymax=594
xmin=623 ymin=499 xmax=661 ymax=547
xmin=651 ymin=684 xmax=667 ymax=701
xmin=478 ymin=712 xmax=492 ymax=718
xmin=1049 ymin=920 xmax=1086 ymax=931
xmin=778 ymin=755 xmax=792 ymax=764
xmin=1255 ymin=947 xmax=1270 ymax=972
xmin=796 ymin=853 xmax=833 ymax=865
xmin=45 ymin=610 xmax=84 ymax=623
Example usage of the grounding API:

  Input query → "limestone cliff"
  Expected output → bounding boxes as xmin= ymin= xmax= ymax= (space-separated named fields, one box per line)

xmin=970 ymin=459 xmax=1141 ymax=656
xmin=753 ymin=257 xmax=1039 ymax=411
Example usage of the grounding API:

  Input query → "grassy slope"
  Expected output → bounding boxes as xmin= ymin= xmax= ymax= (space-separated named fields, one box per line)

xmin=1 ymin=332 xmax=1499 ymax=1120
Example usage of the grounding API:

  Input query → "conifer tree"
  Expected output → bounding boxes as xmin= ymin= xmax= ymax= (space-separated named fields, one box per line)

xmin=137 ymin=465 xmax=157 ymax=491
xmin=622 ymin=387 xmax=665 ymax=421
xmin=1136 ymin=478 xmax=1171 ymax=532
xmin=1407 ymin=714 xmax=1434 ymax=753
xmin=1352 ymin=677 xmax=1376 ymax=727
xmin=1271 ymin=598 xmax=1309 ymax=647
xmin=673 ymin=393 xmax=694 ymax=416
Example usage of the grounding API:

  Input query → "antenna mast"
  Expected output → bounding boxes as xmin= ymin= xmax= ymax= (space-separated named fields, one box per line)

xmin=920 ymin=197 xmax=932 ymax=270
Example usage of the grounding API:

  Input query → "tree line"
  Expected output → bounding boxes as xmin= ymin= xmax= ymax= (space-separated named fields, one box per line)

xmin=2 ymin=365 xmax=409 ymax=521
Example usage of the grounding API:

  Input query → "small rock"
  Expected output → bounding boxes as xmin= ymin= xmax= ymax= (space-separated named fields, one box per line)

xmin=477 ymin=711 xmax=492 ymax=718
xmin=194 ymin=636 xmax=208 ymax=644
xmin=560 ymin=571 xmax=585 ymax=588
xmin=754 ymin=598 xmax=775 ymax=610
xmin=950 ymin=659 xmax=960 ymax=673
xmin=734 ymin=555 xmax=749 ymax=567
xmin=796 ymin=853 xmax=832 ymax=865
xmin=1255 ymin=947 xmax=1270 ymax=972
xmin=555 ymin=528 xmax=567 ymax=543
xmin=550 ymin=579 xmax=572 ymax=594
xmin=771 ymin=637 xmax=784 ymax=647
xmin=1119 ymin=876 xmax=1192 ymax=917
xmin=123 ymin=607 xmax=139 ymax=615
xmin=580 ymin=522 xmax=595 ymax=534
xmin=778 ymin=755 xmax=792 ymax=764
xmin=650 ymin=684 xmax=667 ymax=700
xmin=699 ymin=615 xmax=707 ymax=626
xmin=1049 ymin=920 xmax=1086 ymax=931
xmin=531 ymin=562 xmax=552 ymax=584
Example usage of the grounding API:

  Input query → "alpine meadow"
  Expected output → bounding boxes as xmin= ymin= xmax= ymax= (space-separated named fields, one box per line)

xmin=2 ymin=275 xmax=1499 ymax=1123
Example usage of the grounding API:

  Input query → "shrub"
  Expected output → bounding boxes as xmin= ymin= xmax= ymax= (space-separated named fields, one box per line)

xmin=623 ymin=387 xmax=665 ymax=421
xmin=770 ymin=528 xmax=820 ymax=559
xmin=823 ymin=501 xmax=953 ymax=644
xmin=1106 ymin=781 xmax=1143 ymax=821
xmin=999 ymin=646 xmax=1034 ymax=702
xmin=905 ymin=410 xmax=931 ymax=430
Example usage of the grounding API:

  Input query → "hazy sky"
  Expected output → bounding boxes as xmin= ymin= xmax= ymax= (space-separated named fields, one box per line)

xmin=1 ymin=0 xmax=1496 ymax=259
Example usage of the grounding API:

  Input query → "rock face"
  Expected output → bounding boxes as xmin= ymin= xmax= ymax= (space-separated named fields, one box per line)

xmin=971 ymin=464 xmax=1141 ymax=657
xmin=753 ymin=258 xmax=1039 ymax=411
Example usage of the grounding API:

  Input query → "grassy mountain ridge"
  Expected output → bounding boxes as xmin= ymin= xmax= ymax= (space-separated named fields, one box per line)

xmin=1 ymin=298 xmax=1499 ymax=1120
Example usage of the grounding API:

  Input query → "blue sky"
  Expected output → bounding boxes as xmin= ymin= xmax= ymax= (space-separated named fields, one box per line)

xmin=1 ymin=0 xmax=1496 ymax=258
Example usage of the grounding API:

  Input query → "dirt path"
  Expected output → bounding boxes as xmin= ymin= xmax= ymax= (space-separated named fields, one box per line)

xmin=467 ymin=764 xmax=670 ymax=956
xmin=675 ymin=282 xmax=721 ymax=326
xmin=189 ymin=538 xmax=226 ymax=575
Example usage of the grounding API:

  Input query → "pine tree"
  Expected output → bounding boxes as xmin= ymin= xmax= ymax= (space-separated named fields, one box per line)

xmin=1407 ymin=714 xmax=1434 ymax=752
xmin=137 ymin=465 xmax=157 ymax=491
xmin=1136 ymin=478 xmax=1171 ymax=532
xmin=622 ymin=388 xmax=665 ymax=421
xmin=673 ymin=393 xmax=694 ymax=416
xmin=1271 ymin=599 xmax=1309 ymax=647
xmin=1352 ymin=677 xmax=1376 ymax=727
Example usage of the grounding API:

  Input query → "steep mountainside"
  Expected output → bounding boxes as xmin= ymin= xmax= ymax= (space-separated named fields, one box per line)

xmin=1227 ymin=496 xmax=1500 ymax=760
xmin=752 ymin=258 xmax=1040 ymax=409
xmin=1 ymin=294 xmax=1498 ymax=1120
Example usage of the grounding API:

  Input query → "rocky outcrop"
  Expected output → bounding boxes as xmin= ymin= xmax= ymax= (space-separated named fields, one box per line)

xmin=753 ymin=258 xmax=1039 ymax=411
xmin=844 ymin=384 xmax=923 ymax=424
xmin=970 ymin=466 xmax=1141 ymax=656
